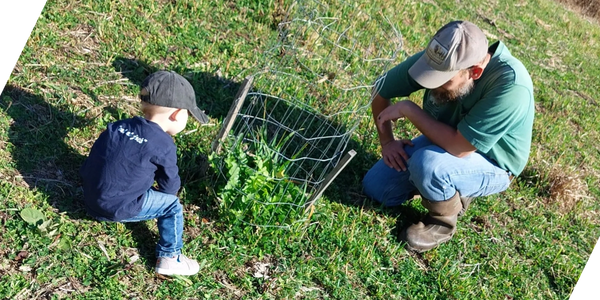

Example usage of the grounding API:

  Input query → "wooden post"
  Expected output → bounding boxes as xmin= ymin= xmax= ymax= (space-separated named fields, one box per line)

xmin=304 ymin=149 xmax=357 ymax=213
xmin=211 ymin=76 xmax=254 ymax=154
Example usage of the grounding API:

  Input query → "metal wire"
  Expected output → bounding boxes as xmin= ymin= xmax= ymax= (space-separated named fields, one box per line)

xmin=212 ymin=0 xmax=403 ymax=229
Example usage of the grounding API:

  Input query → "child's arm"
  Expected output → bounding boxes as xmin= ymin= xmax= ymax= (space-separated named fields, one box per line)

xmin=154 ymin=147 xmax=181 ymax=195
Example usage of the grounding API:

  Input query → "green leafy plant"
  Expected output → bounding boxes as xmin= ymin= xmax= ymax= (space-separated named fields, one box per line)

xmin=210 ymin=126 xmax=309 ymax=228
xmin=19 ymin=207 xmax=58 ymax=237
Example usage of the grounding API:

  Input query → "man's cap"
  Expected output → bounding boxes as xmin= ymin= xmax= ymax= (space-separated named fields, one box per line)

xmin=140 ymin=70 xmax=209 ymax=123
xmin=408 ymin=20 xmax=488 ymax=89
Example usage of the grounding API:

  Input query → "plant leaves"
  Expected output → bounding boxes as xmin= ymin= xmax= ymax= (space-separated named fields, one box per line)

xmin=171 ymin=274 xmax=193 ymax=286
xmin=20 ymin=208 xmax=46 ymax=225
xmin=38 ymin=219 xmax=53 ymax=231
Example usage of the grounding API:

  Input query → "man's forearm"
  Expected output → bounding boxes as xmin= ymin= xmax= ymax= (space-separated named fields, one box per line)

xmin=372 ymin=94 xmax=395 ymax=145
xmin=400 ymin=101 xmax=475 ymax=157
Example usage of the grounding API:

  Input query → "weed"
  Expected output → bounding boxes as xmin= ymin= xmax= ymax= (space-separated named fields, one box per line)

xmin=210 ymin=126 xmax=309 ymax=229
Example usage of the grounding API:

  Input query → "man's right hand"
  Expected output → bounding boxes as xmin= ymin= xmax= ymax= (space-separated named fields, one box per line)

xmin=381 ymin=139 xmax=413 ymax=172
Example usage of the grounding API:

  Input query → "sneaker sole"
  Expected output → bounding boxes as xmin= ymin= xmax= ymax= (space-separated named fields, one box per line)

xmin=155 ymin=268 xmax=199 ymax=276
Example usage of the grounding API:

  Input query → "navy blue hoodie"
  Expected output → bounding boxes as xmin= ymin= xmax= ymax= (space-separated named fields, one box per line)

xmin=80 ymin=117 xmax=180 ymax=221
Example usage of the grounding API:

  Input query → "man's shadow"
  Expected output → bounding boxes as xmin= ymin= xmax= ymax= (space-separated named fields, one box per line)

xmin=320 ymin=137 xmax=425 ymax=238
xmin=0 ymin=85 xmax=89 ymax=219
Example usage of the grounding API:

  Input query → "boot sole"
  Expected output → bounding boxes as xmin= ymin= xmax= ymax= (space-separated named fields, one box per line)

xmin=405 ymin=236 xmax=454 ymax=253
xmin=402 ymin=229 xmax=456 ymax=253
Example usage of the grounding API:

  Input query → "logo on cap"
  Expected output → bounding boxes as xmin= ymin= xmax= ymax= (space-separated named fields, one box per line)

xmin=426 ymin=39 xmax=448 ymax=65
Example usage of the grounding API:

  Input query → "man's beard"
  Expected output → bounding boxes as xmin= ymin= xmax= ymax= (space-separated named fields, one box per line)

xmin=430 ymin=79 xmax=475 ymax=104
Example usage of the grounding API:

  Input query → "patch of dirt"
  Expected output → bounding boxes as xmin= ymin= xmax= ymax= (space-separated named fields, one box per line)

xmin=468 ymin=216 xmax=492 ymax=233
xmin=50 ymin=277 xmax=92 ymax=299
xmin=244 ymin=255 xmax=282 ymax=296
xmin=214 ymin=270 xmax=246 ymax=299
xmin=557 ymin=0 xmax=600 ymax=22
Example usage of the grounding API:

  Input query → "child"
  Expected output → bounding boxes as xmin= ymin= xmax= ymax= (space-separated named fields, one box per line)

xmin=80 ymin=70 xmax=209 ymax=276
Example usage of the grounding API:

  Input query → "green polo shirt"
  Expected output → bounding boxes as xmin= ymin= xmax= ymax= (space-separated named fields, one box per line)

xmin=377 ymin=41 xmax=534 ymax=176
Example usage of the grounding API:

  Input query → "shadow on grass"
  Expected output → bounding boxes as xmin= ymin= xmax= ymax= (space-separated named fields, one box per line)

xmin=0 ymin=85 xmax=166 ymax=272
xmin=319 ymin=137 xmax=425 ymax=237
xmin=112 ymin=56 xmax=242 ymax=121
xmin=0 ymin=85 xmax=89 ymax=219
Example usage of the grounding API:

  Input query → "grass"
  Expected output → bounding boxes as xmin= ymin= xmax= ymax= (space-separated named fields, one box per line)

xmin=0 ymin=0 xmax=599 ymax=299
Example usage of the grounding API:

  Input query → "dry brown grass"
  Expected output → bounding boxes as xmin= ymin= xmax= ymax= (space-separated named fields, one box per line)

xmin=544 ymin=162 xmax=591 ymax=213
xmin=557 ymin=0 xmax=600 ymax=21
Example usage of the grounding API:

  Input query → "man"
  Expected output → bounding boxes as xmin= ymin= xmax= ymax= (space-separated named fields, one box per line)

xmin=362 ymin=20 xmax=534 ymax=252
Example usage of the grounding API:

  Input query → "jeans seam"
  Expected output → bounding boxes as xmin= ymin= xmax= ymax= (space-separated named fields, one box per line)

xmin=173 ymin=210 xmax=179 ymax=253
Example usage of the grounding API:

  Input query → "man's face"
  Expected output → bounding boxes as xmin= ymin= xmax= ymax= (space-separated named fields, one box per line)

xmin=430 ymin=69 xmax=474 ymax=103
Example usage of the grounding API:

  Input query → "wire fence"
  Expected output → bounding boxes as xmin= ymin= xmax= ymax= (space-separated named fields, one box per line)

xmin=211 ymin=0 xmax=402 ymax=228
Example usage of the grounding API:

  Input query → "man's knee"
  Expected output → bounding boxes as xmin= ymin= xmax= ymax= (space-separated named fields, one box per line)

xmin=408 ymin=147 xmax=447 ymax=180
xmin=362 ymin=169 xmax=376 ymax=198
xmin=408 ymin=147 xmax=453 ymax=199
xmin=362 ymin=169 xmax=382 ymax=202
xmin=362 ymin=159 xmax=398 ymax=202
xmin=362 ymin=161 xmax=412 ymax=207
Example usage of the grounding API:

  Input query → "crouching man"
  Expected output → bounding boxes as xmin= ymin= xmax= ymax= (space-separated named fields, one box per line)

xmin=362 ymin=20 xmax=534 ymax=252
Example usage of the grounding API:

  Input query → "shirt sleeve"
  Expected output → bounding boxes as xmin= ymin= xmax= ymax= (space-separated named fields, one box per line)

xmin=376 ymin=51 xmax=424 ymax=100
xmin=457 ymin=82 xmax=533 ymax=153
xmin=153 ymin=145 xmax=181 ymax=196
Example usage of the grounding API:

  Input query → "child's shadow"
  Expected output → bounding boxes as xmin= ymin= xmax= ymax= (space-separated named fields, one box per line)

xmin=0 ymin=86 xmax=163 ymax=272
xmin=0 ymin=85 xmax=89 ymax=219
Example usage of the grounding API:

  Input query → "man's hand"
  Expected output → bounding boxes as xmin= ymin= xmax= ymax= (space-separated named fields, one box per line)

xmin=382 ymin=139 xmax=413 ymax=171
xmin=376 ymin=101 xmax=407 ymax=129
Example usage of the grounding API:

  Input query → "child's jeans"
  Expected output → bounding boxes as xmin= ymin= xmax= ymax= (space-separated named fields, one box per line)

xmin=120 ymin=189 xmax=183 ymax=258
xmin=362 ymin=135 xmax=512 ymax=206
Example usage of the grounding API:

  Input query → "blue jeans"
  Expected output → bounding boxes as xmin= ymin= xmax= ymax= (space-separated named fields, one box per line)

xmin=362 ymin=135 xmax=511 ymax=206
xmin=120 ymin=189 xmax=184 ymax=258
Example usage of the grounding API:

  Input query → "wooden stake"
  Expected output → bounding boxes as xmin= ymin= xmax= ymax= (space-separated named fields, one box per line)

xmin=304 ymin=149 xmax=357 ymax=213
xmin=211 ymin=76 xmax=254 ymax=154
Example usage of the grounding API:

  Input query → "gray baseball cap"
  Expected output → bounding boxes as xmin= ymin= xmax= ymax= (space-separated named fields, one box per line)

xmin=140 ymin=70 xmax=209 ymax=123
xmin=408 ymin=20 xmax=488 ymax=89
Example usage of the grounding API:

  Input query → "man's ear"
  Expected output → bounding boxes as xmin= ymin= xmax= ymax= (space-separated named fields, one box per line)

xmin=470 ymin=66 xmax=484 ymax=80
xmin=169 ymin=109 xmax=182 ymax=121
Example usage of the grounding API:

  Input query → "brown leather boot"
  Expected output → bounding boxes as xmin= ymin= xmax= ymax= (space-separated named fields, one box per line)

xmin=458 ymin=196 xmax=473 ymax=217
xmin=403 ymin=192 xmax=462 ymax=252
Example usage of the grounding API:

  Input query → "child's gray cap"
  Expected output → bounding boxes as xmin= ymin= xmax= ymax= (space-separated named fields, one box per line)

xmin=140 ymin=70 xmax=209 ymax=123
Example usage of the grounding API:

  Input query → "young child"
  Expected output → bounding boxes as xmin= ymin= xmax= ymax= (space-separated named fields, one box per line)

xmin=80 ymin=70 xmax=209 ymax=276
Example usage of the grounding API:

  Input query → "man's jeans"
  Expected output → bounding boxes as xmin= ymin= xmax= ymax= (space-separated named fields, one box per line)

xmin=120 ymin=189 xmax=183 ymax=258
xmin=362 ymin=135 xmax=511 ymax=206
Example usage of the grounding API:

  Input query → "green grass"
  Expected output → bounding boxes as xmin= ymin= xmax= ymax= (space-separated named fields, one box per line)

xmin=1 ymin=0 xmax=599 ymax=299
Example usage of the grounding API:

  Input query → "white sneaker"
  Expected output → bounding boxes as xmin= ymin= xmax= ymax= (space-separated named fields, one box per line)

xmin=155 ymin=254 xmax=200 ymax=276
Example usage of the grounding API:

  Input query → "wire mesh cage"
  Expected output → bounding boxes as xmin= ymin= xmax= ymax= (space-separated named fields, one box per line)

xmin=210 ymin=0 xmax=402 ymax=228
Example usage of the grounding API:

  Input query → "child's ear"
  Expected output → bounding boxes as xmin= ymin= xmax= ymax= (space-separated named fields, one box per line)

xmin=169 ymin=109 xmax=182 ymax=121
